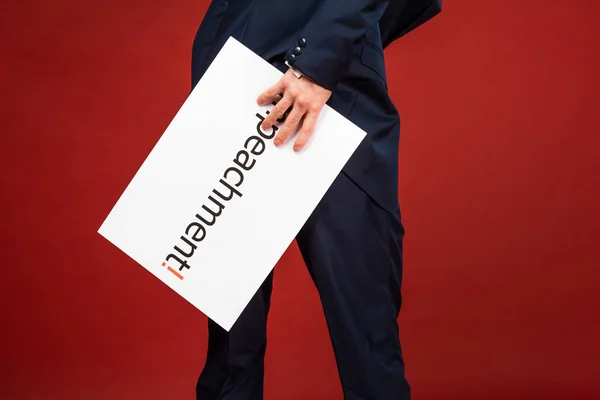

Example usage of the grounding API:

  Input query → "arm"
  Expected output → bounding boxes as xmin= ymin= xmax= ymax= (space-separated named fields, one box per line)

xmin=283 ymin=0 xmax=391 ymax=91
xmin=259 ymin=0 xmax=440 ymax=153
xmin=192 ymin=0 xmax=229 ymax=86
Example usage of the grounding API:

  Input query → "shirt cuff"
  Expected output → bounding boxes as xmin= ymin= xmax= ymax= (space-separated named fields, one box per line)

xmin=285 ymin=60 xmax=303 ymax=78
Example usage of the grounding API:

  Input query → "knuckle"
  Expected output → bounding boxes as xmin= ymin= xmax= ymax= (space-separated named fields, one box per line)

xmin=296 ymin=95 xmax=309 ymax=107
xmin=275 ymin=106 xmax=287 ymax=117
xmin=263 ymin=116 xmax=275 ymax=127
xmin=309 ymin=103 xmax=321 ymax=113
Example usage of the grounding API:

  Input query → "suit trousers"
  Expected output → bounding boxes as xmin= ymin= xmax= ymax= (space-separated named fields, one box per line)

xmin=195 ymin=171 xmax=409 ymax=400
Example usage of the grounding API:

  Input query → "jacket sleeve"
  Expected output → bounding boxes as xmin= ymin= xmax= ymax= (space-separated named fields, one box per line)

xmin=379 ymin=0 xmax=442 ymax=50
xmin=192 ymin=0 xmax=229 ymax=86
xmin=284 ymin=0 xmax=390 ymax=91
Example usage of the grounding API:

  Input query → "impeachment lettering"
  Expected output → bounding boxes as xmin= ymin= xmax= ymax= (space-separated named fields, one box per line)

xmin=161 ymin=109 xmax=279 ymax=280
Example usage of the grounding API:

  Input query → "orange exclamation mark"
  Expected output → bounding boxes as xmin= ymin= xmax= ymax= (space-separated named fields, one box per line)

xmin=162 ymin=262 xmax=184 ymax=280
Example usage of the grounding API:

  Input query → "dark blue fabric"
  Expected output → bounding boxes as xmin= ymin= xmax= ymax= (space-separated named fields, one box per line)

xmin=191 ymin=1 xmax=441 ymax=398
xmin=192 ymin=0 xmax=441 ymax=213
xmin=196 ymin=173 xmax=408 ymax=400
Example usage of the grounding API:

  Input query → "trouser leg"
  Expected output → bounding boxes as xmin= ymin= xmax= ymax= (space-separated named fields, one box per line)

xmin=196 ymin=271 xmax=274 ymax=400
xmin=296 ymin=173 xmax=410 ymax=400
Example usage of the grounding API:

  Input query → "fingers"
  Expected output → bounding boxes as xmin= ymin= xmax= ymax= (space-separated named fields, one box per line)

xmin=257 ymin=71 xmax=330 ymax=151
xmin=293 ymin=110 xmax=319 ymax=152
xmin=261 ymin=94 xmax=293 ymax=131
xmin=274 ymin=104 xmax=306 ymax=147
xmin=257 ymin=79 xmax=285 ymax=106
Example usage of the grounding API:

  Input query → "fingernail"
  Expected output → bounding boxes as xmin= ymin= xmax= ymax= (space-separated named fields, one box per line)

xmin=261 ymin=122 xmax=269 ymax=130
xmin=274 ymin=139 xmax=282 ymax=147
xmin=293 ymin=145 xmax=301 ymax=152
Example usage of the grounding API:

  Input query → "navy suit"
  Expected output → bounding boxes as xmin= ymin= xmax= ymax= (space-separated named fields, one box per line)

xmin=191 ymin=1 xmax=441 ymax=399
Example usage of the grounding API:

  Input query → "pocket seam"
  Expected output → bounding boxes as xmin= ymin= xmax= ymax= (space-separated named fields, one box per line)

xmin=359 ymin=42 xmax=388 ymax=90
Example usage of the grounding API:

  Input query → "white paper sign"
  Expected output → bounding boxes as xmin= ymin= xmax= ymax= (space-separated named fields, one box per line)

xmin=98 ymin=37 xmax=366 ymax=331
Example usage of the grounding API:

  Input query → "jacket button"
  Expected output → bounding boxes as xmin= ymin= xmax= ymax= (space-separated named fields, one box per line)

xmin=293 ymin=46 xmax=303 ymax=55
xmin=297 ymin=38 xmax=307 ymax=48
xmin=288 ymin=54 xmax=297 ymax=65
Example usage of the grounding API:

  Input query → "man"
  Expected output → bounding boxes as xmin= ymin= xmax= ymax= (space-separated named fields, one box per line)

xmin=191 ymin=1 xmax=441 ymax=399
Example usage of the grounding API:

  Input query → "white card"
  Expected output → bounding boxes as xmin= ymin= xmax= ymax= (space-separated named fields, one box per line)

xmin=98 ymin=37 xmax=366 ymax=331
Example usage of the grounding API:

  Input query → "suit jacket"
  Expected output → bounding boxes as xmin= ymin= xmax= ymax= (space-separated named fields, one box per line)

xmin=191 ymin=0 xmax=441 ymax=212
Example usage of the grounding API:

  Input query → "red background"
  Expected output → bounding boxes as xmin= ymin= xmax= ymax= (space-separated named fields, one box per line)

xmin=2 ymin=0 xmax=599 ymax=399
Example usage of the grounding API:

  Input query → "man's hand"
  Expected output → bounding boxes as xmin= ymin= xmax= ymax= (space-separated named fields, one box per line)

xmin=257 ymin=69 xmax=332 ymax=152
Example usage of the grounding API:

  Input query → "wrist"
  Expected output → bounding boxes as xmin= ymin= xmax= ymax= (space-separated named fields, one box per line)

xmin=285 ymin=60 xmax=304 ymax=79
